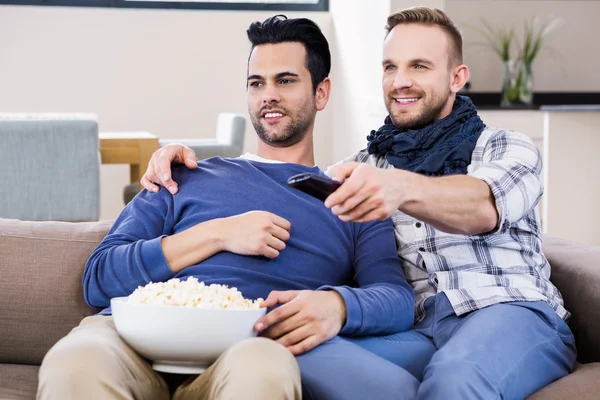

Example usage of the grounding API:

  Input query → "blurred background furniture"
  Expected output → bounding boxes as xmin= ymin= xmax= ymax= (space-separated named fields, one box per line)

xmin=158 ymin=113 xmax=246 ymax=160
xmin=0 ymin=113 xmax=100 ymax=222
xmin=123 ymin=113 xmax=246 ymax=205
xmin=100 ymin=132 xmax=160 ymax=186
xmin=1 ymin=217 xmax=600 ymax=400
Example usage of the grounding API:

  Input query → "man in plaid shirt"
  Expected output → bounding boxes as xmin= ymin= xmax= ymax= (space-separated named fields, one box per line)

xmin=143 ymin=7 xmax=576 ymax=400
xmin=321 ymin=7 xmax=576 ymax=399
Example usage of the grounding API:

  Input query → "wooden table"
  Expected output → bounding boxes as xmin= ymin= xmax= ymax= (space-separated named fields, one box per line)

xmin=99 ymin=132 xmax=160 ymax=185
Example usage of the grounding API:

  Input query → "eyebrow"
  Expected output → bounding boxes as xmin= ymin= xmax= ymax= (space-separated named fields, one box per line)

xmin=247 ymin=71 xmax=300 ymax=81
xmin=382 ymin=58 xmax=435 ymax=67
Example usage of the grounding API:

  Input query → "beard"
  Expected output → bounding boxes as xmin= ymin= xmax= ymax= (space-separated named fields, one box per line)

xmin=252 ymin=101 xmax=316 ymax=148
xmin=386 ymin=89 xmax=451 ymax=130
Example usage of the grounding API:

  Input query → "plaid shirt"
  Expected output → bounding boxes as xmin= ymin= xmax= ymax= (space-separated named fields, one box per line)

xmin=334 ymin=127 xmax=569 ymax=323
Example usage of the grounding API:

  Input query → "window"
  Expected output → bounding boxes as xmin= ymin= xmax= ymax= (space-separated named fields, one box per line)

xmin=0 ymin=0 xmax=328 ymax=11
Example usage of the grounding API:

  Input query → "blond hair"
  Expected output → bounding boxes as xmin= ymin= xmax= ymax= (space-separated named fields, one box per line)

xmin=386 ymin=7 xmax=463 ymax=66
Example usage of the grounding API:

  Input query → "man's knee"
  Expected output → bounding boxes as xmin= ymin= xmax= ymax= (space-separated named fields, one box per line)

xmin=419 ymin=359 xmax=497 ymax=400
xmin=37 ymin=335 xmax=122 ymax=400
xmin=40 ymin=335 xmax=119 ymax=380
xmin=38 ymin=325 xmax=169 ymax=400
xmin=222 ymin=337 xmax=299 ymax=377
xmin=188 ymin=337 xmax=300 ymax=400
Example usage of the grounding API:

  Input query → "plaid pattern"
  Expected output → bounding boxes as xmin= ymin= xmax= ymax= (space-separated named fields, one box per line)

xmin=335 ymin=127 xmax=568 ymax=323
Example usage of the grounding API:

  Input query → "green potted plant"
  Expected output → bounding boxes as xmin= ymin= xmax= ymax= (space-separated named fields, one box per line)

xmin=469 ymin=16 xmax=562 ymax=107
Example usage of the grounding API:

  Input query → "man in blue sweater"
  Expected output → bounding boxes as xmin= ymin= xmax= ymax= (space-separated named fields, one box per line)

xmin=37 ymin=15 xmax=417 ymax=400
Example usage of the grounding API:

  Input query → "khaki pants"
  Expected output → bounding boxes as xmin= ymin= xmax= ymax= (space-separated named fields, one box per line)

xmin=37 ymin=316 xmax=301 ymax=400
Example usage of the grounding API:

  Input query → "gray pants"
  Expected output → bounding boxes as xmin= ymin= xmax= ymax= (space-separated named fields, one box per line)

xmin=37 ymin=316 xmax=301 ymax=400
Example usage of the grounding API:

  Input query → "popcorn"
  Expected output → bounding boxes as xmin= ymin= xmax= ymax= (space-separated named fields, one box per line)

xmin=126 ymin=277 xmax=264 ymax=310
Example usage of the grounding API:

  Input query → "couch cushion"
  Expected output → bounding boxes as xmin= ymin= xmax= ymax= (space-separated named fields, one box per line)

xmin=543 ymin=235 xmax=600 ymax=363
xmin=527 ymin=362 xmax=600 ymax=399
xmin=0 ymin=364 xmax=39 ymax=400
xmin=0 ymin=218 xmax=112 ymax=365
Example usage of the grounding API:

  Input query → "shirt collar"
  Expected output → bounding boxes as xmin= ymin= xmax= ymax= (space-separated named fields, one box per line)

xmin=239 ymin=153 xmax=317 ymax=168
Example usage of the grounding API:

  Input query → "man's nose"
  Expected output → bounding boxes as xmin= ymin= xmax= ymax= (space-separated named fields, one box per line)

xmin=262 ymin=85 xmax=281 ymax=104
xmin=393 ymin=71 xmax=413 ymax=90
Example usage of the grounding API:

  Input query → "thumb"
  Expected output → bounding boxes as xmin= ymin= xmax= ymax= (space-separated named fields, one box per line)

xmin=261 ymin=290 xmax=299 ymax=308
xmin=182 ymin=147 xmax=198 ymax=169
xmin=330 ymin=162 xmax=360 ymax=183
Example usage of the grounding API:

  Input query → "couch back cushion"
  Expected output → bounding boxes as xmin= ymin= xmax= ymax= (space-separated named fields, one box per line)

xmin=544 ymin=235 xmax=600 ymax=363
xmin=0 ymin=218 xmax=112 ymax=365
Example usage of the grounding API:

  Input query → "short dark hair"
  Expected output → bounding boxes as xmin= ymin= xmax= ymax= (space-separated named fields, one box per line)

xmin=386 ymin=7 xmax=463 ymax=67
xmin=246 ymin=15 xmax=331 ymax=93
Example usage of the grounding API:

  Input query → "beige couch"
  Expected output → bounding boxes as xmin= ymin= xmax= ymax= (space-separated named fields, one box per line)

xmin=1 ymin=217 xmax=599 ymax=400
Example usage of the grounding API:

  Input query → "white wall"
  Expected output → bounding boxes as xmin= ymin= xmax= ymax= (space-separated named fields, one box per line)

xmin=544 ymin=111 xmax=600 ymax=246
xmin=328 ymin=0 xmax=391 ymax=163
xmin=0 ymin=5 xmax=334 ymax=220
xmin=446 ymin=0 xmax=600 ymax=92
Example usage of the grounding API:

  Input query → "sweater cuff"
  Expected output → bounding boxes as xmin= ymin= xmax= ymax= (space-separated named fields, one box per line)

xmin=140 ymin=236 xmax=175 ymax=283
xmin=318 ymin=285 xmax=362 ymax=335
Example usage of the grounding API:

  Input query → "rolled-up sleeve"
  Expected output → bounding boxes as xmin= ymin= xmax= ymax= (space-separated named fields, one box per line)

xmin=470 ymin=130 xmax=543 ymax=233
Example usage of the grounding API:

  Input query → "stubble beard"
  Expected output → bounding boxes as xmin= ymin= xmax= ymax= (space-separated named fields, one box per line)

xmin=386 ymin=90 xmax=451 ymax=130
xmin=252 ymin=101 xmax=316 ymax=148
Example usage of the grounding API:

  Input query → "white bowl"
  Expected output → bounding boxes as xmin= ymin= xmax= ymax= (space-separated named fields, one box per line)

xmin=110 ymin=297 xmax=267 ymax=374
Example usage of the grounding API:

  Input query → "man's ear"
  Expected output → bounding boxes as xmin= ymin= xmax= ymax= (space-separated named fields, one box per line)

xmin=450 ymin=64 xmax=469 ymax=94
xmin=315 ymin=77 xmax=331 ymax=111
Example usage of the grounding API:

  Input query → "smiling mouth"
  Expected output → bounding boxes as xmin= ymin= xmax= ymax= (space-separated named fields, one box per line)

xmin=263 ymin=112 xmax=285 ymax=119
xmin=394 ymin=97 xmax=420 ymax=105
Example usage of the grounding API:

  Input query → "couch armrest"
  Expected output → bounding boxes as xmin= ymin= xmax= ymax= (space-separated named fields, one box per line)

xmin=543 ymin=236 xmax=600 ymax=363
xmin=527 ymin=363 xmax=600 ymax=399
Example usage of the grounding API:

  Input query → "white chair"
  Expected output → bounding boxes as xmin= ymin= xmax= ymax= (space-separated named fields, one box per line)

xmin=159 ymin=113 xmax=246 ymax=159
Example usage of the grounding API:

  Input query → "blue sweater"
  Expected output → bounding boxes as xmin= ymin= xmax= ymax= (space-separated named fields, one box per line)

xmin=84 ymin=157 xmax=415 ymax=336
